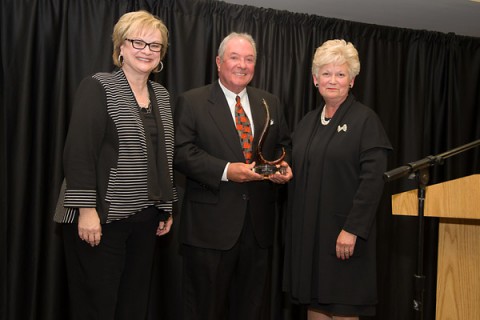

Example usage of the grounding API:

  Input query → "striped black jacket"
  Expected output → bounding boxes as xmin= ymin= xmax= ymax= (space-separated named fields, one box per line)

xmin=54 ymin=69 xmax=177 ymax=223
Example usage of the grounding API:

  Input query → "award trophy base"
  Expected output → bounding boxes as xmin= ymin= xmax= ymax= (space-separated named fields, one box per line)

xmin=253 ymin=164 xmax=286 ymax=176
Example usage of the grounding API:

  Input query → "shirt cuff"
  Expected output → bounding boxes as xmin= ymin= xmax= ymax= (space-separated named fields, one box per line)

xmin=222 ymin=162 xmax=230 ymax=181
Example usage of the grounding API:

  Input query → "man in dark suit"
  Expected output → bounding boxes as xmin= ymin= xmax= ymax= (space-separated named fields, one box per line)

xmin=174 ymin=32 xmax=293 ymax=320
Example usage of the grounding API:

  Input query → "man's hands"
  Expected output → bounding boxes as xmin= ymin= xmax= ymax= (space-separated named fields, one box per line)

xmin=227 ymin=162 xmax=264 ymax=182
xmin=227 ymin=161 xmax=293 ymax=184
xmin=267 ymin=161 xmax=292 ymax=184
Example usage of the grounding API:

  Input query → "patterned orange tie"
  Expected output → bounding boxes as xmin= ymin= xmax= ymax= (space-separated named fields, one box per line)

xmin=235 ymin=96 xmax=253 ymax=163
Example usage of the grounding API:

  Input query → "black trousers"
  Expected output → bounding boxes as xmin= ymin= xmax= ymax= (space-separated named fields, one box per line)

xmin=62 ymin=207 xmax=160 ymax=320
xmin=181 ymin=211 xmax=271 ymax=320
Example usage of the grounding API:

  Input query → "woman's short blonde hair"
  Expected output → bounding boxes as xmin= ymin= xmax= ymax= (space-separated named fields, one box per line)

xmin=112 ymin=10 xmax=169 ymax=67
xmin=311 ymin=39 xmax=360 ymax=79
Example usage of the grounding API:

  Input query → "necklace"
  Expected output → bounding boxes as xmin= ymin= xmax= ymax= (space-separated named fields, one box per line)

xmin=320 ymin=105 xmax=331 ymax=125
xmin=138 ymin=99 xmax=151 ymax=113
xmin=133 ymin=85 xmax=151 ymax=114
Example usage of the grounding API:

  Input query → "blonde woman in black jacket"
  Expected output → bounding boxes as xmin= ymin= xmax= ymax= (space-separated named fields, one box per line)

xmin=54 ymin=11 xmax=177 ymax=320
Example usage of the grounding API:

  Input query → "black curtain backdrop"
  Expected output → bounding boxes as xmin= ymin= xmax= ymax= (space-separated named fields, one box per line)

xmin=2 ymin=0 xmax=480 ymax=319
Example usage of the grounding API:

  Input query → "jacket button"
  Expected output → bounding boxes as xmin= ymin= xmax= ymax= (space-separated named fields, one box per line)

xmin=242 ymin=194 xmax=249 ymax=200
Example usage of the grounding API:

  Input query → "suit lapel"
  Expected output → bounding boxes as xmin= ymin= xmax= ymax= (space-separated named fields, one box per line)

xmin=206 ymin=82 xmax=245 ymax=161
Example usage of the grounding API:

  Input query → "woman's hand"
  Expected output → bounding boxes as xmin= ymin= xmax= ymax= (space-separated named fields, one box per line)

xmin=78 ymin=208 xmax=102 ymax=247
xmin=156 ymin=215 xmax=173 ymax=236
xmin=336 ymin=229 xmax=357 ymax=260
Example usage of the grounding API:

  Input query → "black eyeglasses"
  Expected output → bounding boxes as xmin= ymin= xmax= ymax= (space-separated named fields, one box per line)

xmin=126 ymin=39 xmax=163 ymax=52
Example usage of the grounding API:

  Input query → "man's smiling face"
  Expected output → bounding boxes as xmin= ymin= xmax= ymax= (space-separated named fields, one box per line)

xmin=216 ymin=37 xmax=256 ymax=94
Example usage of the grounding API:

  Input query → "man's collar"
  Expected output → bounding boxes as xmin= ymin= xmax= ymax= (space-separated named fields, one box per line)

xmin=218 ymin=80 xmax=247 ymax=100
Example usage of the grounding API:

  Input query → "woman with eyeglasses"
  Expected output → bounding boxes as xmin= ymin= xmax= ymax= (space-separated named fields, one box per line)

xmin=54 ymin=10 xmax=177 ymax=319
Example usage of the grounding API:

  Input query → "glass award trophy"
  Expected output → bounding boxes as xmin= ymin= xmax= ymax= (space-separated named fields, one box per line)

xmin=253 ymin=99 xmax=286 ymax=176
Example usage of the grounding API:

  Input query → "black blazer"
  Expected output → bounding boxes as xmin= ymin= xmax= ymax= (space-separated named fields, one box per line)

xmin=174 ymin=81 xmax=291 ymax=250
xmin=55 ymin=70 xmax=177 ymax=224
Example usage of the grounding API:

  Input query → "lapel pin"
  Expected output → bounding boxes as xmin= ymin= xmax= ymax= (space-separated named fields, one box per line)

xmin=337 ymin=124 xmax=347 ymax=132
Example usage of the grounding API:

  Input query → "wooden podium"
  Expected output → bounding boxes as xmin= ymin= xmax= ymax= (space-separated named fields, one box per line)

xmin=392 ymin=174 xmax=480 ymax=319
